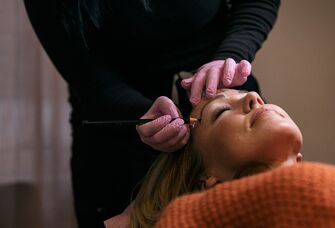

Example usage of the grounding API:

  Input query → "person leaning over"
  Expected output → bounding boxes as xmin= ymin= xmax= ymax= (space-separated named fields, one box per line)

xmin=24 ymin=0 xmax=280 ymax=227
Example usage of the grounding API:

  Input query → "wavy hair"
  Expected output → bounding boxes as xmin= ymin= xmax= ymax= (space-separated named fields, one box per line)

xmin=129 ymin=138 xmax=204 ymax=228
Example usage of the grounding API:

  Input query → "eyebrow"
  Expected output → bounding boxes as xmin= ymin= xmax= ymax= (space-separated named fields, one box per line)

xmin=199 ymin=90 xmax=248 ymax=119
xmin=199 ymin=94 xmax=226 ymax=119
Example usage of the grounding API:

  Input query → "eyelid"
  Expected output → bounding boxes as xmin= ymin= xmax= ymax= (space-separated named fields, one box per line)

xmin=213 ymin=105 xmax=231 ymax=121
xmin=199 ymin=94 xmax=226 ymax=119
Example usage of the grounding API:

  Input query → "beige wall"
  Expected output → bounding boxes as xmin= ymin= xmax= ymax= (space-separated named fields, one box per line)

xmin=0 ymin=0 xmax=76 ymax=227
xmin=253 ymin=0 xmax=335 ymax=164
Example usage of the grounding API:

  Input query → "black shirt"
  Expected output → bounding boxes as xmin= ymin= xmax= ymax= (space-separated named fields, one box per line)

xmin=24 ymin=0 xmax=280 ymax=122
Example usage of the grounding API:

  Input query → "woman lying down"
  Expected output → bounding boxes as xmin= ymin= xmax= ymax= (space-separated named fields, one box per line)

xmin=105 ymin=89 xmax=335 ymax=228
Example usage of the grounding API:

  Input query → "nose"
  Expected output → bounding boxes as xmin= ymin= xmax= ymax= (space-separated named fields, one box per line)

xmin=243 ymin=92 xmax=264 ymax=113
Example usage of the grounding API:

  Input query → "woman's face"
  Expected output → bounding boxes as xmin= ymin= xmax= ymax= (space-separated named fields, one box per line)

xmin=191 ymin=89 xmax=303 ymax=181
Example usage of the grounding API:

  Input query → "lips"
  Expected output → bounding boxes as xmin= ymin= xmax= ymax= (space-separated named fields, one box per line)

xmin=250 ymin=108 xmax=282 ymax=127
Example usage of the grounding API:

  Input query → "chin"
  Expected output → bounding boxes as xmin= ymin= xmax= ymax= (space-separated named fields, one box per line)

xmin=259 ymin=123 xmax=303 ymax=159
xmin=277 ymin=121 xmax=303 ymax=146
xmin=261 ymin=116 xmax=302 ymax=143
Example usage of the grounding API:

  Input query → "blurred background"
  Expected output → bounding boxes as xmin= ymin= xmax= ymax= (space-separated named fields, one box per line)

xmin=0 ymin=0 xmax=334 ymax=227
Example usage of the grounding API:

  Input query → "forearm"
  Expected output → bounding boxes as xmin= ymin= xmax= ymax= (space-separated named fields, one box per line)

xmin=81 ymin=72 xmax=153 ymax=120
xmin=212 ymin=0 xmax=280 ymax=62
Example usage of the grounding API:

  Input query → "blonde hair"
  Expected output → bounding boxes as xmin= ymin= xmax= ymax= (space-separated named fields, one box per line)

xmin=129 ymin=139 xmax=204 ymax=228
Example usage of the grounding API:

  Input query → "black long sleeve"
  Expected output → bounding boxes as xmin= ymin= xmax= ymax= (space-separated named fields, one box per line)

xmin=212 ymin=0 xmax=280 ymax=62
xmin=24 ymin=0 xmax=280 ymax=122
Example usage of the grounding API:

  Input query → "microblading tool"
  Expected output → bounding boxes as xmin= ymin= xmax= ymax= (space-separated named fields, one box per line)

xmin=82 ymin=118 xmax=201 ymax=126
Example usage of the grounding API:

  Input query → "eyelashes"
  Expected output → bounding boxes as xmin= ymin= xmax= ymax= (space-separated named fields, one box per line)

xmin=214 ymin=106 xmax=231 ymax=120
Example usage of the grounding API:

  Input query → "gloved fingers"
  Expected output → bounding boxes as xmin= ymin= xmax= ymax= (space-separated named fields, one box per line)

xmin=205 ymin=67 xmax=221 ymax=98
xmin=136 ymin=115 xmax=172 ymax=138
xmin=230 ymin=65 xmax=248 ymax=87
xmin=230 ymin=60 xmax=251 ymax=87
xmin=181 ymin=77 xmax=194 ymax=90
xmin=182 ymin=60 xmax=226 ymax=103
xmin=136 ymin=96 xmax=188 ymax=151
xmin=181 ymin=59 xmax=251 ymax=103
xmin=163 ymin=127 xmax=190 ymax=152
xmin=154 ymin=124 xmax=189 ymax=152
xmin=190 ymin=70 xmax=207 ymax=105
xmin=141 ymin=96 xmax=179 ymax=120
xmin=199 ymin=60 xmax=225 ymax=70
xmin=230 ymin=75 xmax=248 ymax=87
xmin=222 ymin=58 xmax=236 ymax=87
xmin=155 ymin=96 xmax=180 ymax=118
xmin=143 ymin=118 xmax=185 ymax=146
xmin=237 ymin=60 xmax=252 ymax=78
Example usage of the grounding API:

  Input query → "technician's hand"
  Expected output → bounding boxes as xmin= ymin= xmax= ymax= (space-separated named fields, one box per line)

xmin=136 ymin=96 xmax=190 ymax=152
xmin=181 ymin=59 xmax=252 ymax=105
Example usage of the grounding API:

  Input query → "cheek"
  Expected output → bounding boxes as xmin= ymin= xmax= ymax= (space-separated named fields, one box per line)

xmin=249 ymin=119 xmax=303 ymax=161
xmin=192 ymin=125 xmax=233 ymax=170
xmin=254 ymin=117 xmax=302 ymax=145
xmin=208 ymin=117 xmax=249 ymax=168
xmin=194 ymin=113 xmax=303 ymax=171
xmin=208 ymin=116 xmax=303 ymax=167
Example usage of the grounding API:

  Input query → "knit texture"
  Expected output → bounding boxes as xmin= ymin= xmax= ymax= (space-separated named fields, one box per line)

xmin=156 ymin=162 xmax=335 ymax=227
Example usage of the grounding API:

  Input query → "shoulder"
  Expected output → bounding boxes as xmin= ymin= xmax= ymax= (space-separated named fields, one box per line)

xmin=104 ymin=204 xmax=133 ymax=228
xmin=104 ymin=213 xmax=130 ymax=228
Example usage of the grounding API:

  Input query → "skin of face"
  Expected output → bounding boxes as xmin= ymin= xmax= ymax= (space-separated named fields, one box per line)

xmin=191 ymin=89 xmax=303 ymax=182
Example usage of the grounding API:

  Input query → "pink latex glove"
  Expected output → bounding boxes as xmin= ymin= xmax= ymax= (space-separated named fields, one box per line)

xmin=136 ymin=96 xmax=190 ymax=152
xmin=181 ymin=59 xmax=252 ymax=105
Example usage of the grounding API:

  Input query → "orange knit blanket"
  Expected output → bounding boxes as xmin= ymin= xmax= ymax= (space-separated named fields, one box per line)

xmin=156 ymin=162 xmax=335 ymax=227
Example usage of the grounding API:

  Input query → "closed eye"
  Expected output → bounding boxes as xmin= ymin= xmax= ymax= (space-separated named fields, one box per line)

xmin=213 ymin=106 xmax=231 ymax=120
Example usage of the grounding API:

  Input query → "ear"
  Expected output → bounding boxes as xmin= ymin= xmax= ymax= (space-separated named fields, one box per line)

xmin=296 ymin=152 xmax=303 ymax=163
